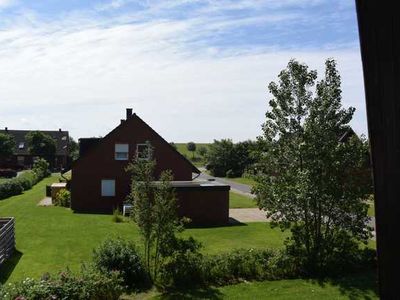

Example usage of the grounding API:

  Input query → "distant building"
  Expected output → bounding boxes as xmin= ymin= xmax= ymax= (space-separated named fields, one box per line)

xmin=71 ymin=108 xmax=230 ymax=225
xmin=0 ymin=128 xmax=69 ymax=170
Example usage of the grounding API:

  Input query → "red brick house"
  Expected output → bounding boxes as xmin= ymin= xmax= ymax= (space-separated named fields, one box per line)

xmin=71 ymin=109 xmax=229 ymax=225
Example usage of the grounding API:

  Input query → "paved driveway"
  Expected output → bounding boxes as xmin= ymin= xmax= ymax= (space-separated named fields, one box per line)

xmin=196 ymin=168 xmax=254 ymax=198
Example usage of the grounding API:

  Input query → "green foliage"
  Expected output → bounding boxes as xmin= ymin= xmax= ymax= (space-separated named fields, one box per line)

xmin=0 ymin=179 xmax=24 ymax=200
xmin=54 ymin=189 xmax=71 ymax=207
xmin=186 ymin=142 xmax=196 ymax=152
xmin=112 ymin=208 xmax=123 ymax=223
xmin=69 ymin=136 xmax=79 ymax=161
xmin=157 ymin=237 xmax=203 ymax=290
xmin=15 ymin=170 xmax=38 ymax=190
xmin=25 ymin=131 xmax=57 ymax=158
xmin=92 ymin=238 xmax=147 ymax=289
xmin=254 ymin=59 xmax=372 ymax=274
xmin=126 ymin=145 xmax=184 ymax=283
xmin=0 ymin=133 xmax=15 ymax=158
xmin=0 ymin=267 xmax=123 ymax=300
xmin=198 ymin=146 xmax=208 ymax=157
xmin=206 ymin=139 xmax=257 ymax=177
xmin=32 ymin=158 xmax=51 ymax=178
xmin=0 ymin=159 xmax=49 ymax=200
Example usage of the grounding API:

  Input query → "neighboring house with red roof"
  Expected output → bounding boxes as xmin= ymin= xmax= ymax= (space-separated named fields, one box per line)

xmin=71 ymin=109 xmax=229 ymax=225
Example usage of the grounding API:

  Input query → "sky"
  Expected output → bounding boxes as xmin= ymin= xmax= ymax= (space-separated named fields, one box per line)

xmin=0 ymin=0 xmax=365 ymax=142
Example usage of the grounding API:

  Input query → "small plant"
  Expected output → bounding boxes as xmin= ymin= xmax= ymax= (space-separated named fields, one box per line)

xmin=92 ymin=238 xmax=148 ymax=289
xmin=54 ymin=189 xmax=71 ymax=207
xmin=112 ymin=208 xmax=123 ymax=223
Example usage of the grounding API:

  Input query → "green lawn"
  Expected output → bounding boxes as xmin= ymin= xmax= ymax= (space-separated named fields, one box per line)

xmin=0 ymin=176 xmax=285 ymax=283
xmin=127 ymin=272 xmax=378 ymax=299
xmin=368 ymin=201 xmax=375 ymax=217
xmin=0 ymin=176 xmax=378 ymax=299
xmin=230 ymin=191 xmax=257 ymax=208
xmin=175 ymin=143 xmax=210 ymax=167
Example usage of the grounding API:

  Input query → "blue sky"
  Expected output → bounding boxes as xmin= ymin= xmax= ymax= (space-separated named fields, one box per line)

xmin=0 ymin=0 xmax=365 ymax=142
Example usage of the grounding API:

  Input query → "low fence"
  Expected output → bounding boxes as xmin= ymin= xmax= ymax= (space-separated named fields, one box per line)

xmin=0 ymin=217 xmax=15 ymax=266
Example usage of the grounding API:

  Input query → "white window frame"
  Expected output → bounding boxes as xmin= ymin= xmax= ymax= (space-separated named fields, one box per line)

xmin=101 ymin=179 xmax=115 ymax=197
xmin=18 ymin=142 xmax=25 ymax=149
xmin=136 ymin=143 xmax=151 ymax=161
xmin=115 ymin=143 xmax=129 ymax=161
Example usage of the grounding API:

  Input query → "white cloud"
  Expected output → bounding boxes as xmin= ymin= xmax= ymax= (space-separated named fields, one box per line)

xmin=0 ymin=4 xmax=366 ymax=142
xmin=0 ymin=0 xmax=14 ymax=9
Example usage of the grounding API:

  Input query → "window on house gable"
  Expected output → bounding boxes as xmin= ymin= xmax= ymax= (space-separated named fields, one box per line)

xmin=136 ymin=143 xmax=151 ymax=161
xmin=101 ymin=179 xmax=115 ymax=197
xmin=18 ymin=142 xmax=25 ymax=149
xmin=115 ymin=144 xmax=129 ymax=160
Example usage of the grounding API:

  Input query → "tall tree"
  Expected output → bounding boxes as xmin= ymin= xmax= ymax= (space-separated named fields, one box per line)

xmin=0 ymin=133 xmax=15 ymax=159
xmin=254 ymin=59 xmax=371 ymax=274
xmin=186 ymin=142 xmax=196 ymax=159
xmin=25 ymin=131 xmax=56 ymax=159
xmin=68 ymin=136 xmax=79 ymax=161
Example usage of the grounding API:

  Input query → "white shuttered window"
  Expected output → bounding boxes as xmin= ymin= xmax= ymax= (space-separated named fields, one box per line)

xmin=115 ymin=144 xmax=129 ymax=160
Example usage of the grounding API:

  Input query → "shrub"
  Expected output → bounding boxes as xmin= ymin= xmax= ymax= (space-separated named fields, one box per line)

xmin=92 ymin=238 xmax=147 ymax=289
xmin=112 ymin=208 xmax=123 ymax=223
xmin=54 ymin=189 xmax=71 ymax=207
xmin=0 ymin=169 xmax=17 ymax=178
xmin=15 ymin=170 xmax=38 ymax=190
xmin=0 ymin=179 xmax=23 ymax=200
xmin=0 ymin=267 xmax=123 ymax=300
xmin=32 ymin=158 xmax=51 ymax=179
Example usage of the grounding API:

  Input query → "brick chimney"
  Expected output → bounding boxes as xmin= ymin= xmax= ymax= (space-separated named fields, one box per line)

xmin=5 ymin=127 xmax=8 ymax=132
xmin=126 ymin=108 xmax=133 ymax=119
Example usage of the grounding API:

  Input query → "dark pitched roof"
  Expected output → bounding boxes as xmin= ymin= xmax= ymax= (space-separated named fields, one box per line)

xmin=74 ymin=113 xmax=200 ymax=174
xmin=0 ymin=129 xmax=69 ymax=156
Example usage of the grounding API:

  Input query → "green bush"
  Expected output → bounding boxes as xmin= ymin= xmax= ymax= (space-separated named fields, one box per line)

xmin=0 ymin=179 xmax=23 ymax=200
xmin=0 ymin=267 xmax=123 ymax=300
xmin=15 ymin=170 xmax=38 ymax=190
xmin=157 ymin=237 xmax=203 ymax=290
xmin=112 ymin=208 xmax=123 ymax=223
xmin=54 ymin=189 xmax=71 ymax=207
xmin=32 ymin=158 xmax=51 ymax=179
xmin=92 ymin=238 xmax=147 ymax=289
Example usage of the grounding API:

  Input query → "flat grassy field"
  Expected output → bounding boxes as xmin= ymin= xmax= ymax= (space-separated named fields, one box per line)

xmin=0 ymin=176 xmax=285 ymax=283
xmin=175 ymin=143 xmax=210 ymax=167
xmin=230 ymin=191 xmax=257 ymax=208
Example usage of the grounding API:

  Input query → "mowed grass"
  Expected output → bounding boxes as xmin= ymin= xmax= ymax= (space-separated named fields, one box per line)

xmin=0 ymin=176 xmax=285 ymax=283
xmin=126 ymin=272 xmax=378 ymax=300
xmin=175 ymin=143 xmax=210 ymax=167
xmin=226 ymin=176 xmax=257 ymax=187
xmin=230 ymin=191 xmax=257 ymax=208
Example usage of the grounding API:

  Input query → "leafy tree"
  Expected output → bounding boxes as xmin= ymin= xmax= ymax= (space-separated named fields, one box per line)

xmin=25 ymin=131 xmax=56 ymax=160
xmin=69 ymin=137 xmax=79 ymax=161
xmin=206 ymin=139 xmax=257 ymax=177
xmin=0 ymin=133 xmax=15 ymax=158
xmin=198 ymin=146 xmax=208 ymax=157
xmin=186 ymin=142 xmax=196 ymax=158
xmin=254 ymin=59 xmax=372 ymax=274
xmin=126 ymin=144 xmax=183 ymax=282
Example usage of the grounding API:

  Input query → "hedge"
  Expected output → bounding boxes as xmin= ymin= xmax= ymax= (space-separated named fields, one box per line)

xmin=0 ymin=159 xmax=50 ymax=200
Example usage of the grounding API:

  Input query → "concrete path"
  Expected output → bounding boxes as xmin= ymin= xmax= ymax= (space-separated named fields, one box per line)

xmin=196 ymin=168 xmax=254 ymax=198
xmin=229 ymin=208 xmax=267 ymax=223
xmin=38 ymin=197 xmax=52 ymax=206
